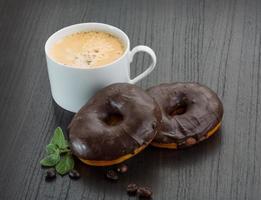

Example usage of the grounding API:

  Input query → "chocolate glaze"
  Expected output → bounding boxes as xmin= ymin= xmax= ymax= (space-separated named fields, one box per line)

xmin=69 ymin=83 xmax=161 ymax=161
xmin=147 ymin=83 xmax=223 ymax=146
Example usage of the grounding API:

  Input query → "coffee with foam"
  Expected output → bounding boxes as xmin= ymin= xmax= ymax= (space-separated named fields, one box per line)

xmin=50 ymin=31 xmax=125 ymax=68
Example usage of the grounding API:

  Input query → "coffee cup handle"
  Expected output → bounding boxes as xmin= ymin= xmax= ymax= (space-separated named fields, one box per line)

xmin=129 ymin=45 xmax=157 ymax=84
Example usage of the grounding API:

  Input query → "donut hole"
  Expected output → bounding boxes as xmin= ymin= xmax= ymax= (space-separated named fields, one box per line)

xmin=168 ymin=103 xmax=187 ymax=116
xmin=102 ymin=112 xmax=124 ymax=126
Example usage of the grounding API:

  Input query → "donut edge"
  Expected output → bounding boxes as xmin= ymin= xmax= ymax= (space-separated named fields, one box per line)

xmin=150 ymin=122 xmax=221 ymax=149
xmin=77 ymin=137 xmax=154 ymax=166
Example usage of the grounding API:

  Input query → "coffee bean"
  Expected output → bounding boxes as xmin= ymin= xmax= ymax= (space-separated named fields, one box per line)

xmin=137 ymin=187 xmax=152 ymax=199
xmin=69 ymin=170 xmax=80 ymax=180
xmin=117 ymin=164 xmax=128 ymax=173
xmin=106 ymin=170 xmax=118 ymax=181
xmin=45 ymin=168 xmax=56 ymax=181
xmin=185 ymin=137 xmax=197 ymax=146
xmin=126 ymin=183 xmax=138 ymax=195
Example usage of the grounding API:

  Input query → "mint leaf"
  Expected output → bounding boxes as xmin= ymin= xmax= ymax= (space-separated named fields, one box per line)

xmin=60 ymin=148 xmax=70 ymax=154
xmin=64 ymin=140 xmax=69 ymax=147
xmin=51 ymin=127 xmax=68 ymax=149
xmin=40 ymin=151 xmax=60 ymax=167
xmin=46 ymin=144 xmax=58 ymax=155
xmin=55 ymin=154 xmax=74 ymax=175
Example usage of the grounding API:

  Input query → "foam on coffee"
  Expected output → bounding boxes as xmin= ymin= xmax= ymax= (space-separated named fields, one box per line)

xmin=50 ymin=31 xmax=125 ymax=68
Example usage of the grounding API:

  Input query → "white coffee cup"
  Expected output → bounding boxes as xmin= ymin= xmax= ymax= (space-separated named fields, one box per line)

xmin=45 ymin=23 xmax=157 ymax=113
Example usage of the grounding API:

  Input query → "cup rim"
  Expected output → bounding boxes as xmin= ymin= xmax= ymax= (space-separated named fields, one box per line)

xmin=44 ymin=22 xmax=130 ymax=70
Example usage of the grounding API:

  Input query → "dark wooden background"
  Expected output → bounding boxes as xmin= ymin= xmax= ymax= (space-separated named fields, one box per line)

xmin=0 ymin=0 xmax=261 ymax=199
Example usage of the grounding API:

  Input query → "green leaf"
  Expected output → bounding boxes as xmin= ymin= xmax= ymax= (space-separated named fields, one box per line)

xmin=40 ymin=151 xmax=60 ymax=167
xmin=55 ymin=154 xmax=74 ymax=175
xmin=46 ymin=144 xmax=58 ymax=155
xmin=64 ymin=140 xmax=69 ymax=147
xmin=60 ymin=148 xmax=70 ymax=154
xmin=50 ymin=127 xmax=69 ymax=149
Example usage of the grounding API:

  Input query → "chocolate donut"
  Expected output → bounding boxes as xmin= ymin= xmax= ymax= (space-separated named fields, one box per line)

xmin=147 ymin=83 xmax=223 ymax=149
xmin=69 ymin=83 xmax=161 ymax=166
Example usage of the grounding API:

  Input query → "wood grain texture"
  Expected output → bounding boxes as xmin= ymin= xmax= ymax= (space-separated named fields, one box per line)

xmin=0 ymin=0 xmax=261 ymax=199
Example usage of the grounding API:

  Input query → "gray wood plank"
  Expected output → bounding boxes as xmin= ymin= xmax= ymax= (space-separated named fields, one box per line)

xmin=0 ymin=0 xmax=260 ymax=199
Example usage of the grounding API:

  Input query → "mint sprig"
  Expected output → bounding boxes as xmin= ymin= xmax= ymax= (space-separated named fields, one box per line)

xmin=40 ymin=127 xmax=74 ymax=175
